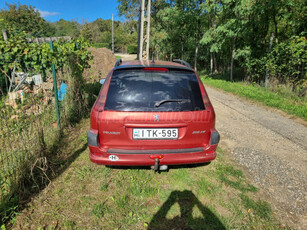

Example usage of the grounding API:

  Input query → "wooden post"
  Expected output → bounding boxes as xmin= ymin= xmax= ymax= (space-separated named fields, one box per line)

xmin=265 ymin=32 xmax=274 ymax=88
xmin=146 ymin=0 xmax=151 ymax=60
xmin=2 ymin=30 xmax=8 ymax=40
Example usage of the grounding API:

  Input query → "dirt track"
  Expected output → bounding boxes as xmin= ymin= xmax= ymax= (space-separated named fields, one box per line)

xmin=206 ymin=86 xmax=307 ymax=229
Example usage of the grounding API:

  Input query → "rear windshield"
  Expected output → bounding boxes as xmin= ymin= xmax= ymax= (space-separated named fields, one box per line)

xmin=104 ymin=69 xmax=205 ymax=112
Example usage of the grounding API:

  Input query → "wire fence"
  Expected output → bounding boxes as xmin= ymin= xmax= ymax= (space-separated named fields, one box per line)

xmin=0 ymin=64 xmax=84 ymax=222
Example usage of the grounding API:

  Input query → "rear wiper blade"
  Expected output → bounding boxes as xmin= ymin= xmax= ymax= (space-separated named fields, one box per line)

xmin=155 ymin=99 xmax=191 ymax=107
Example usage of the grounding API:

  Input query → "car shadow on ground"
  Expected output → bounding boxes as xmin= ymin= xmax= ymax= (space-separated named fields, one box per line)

xmin=147 ymin=190 xmax=226 ymax=230
xmin=106 ymin=162 xmax=211 ymax=172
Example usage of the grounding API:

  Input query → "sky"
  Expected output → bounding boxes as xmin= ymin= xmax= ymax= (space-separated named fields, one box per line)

xmin=0 ymin=0 xmax=122 ymax=23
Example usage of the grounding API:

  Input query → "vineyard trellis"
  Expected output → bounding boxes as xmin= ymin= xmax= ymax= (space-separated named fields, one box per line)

xmin=0 ymin=30 xmax=93 ymax=223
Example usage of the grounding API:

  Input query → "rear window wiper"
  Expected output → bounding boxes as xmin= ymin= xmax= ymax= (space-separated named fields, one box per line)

xmin=154 ymin=99 xmax=191 ymax=107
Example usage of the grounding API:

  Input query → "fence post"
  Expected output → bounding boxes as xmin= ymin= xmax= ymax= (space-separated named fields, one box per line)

xmin=49 ymin=41 xmax=61 ymax=129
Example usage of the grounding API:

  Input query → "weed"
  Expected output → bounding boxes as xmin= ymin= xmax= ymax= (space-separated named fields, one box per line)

xmin=240 ymin=194 xmax=272 ymax=220
xmin=55 ymin=188 xmax=63 ymax=195
xmin=171 ymin=168 xmax=191 ymax=184
xmin=91 ymin=203 xmax=108 ymax=218
xmin=100 ymin=183 xmax=109 ymax=192
xmin=115 ymin=195 xmax=129 ymax=209
xmin=196 ymin=177 xmax=220 ymax=196
xmin=63 ymin=219 xmax=77 ymax=229
xmin=76 ymin=166 xmax=92 ymax=179
xmin=79 ymin=132 xmax=87 ymax=142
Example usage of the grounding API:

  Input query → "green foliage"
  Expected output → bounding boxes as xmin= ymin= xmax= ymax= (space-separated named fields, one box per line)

xmin=127 ymin=44 xmax=137 ymax=54
xmin=119 ymin=0 xmax=306 ymax=92
xmin=117 ymin=0 xmax=140 ymax=20
xmin=80 ymin=23 xmax=93 ymax=43
xmin=92 ymin=43 xmax=109 ymax=48
xmin=268 ymin=36 xmax=307 ymax=86
xmin=0 ymin=3 xmax=55 ymax=37
xmin=0 ymin=31 xmax=92 ymax=86
xmin=53 ymin=19 xmax=80 ymax=38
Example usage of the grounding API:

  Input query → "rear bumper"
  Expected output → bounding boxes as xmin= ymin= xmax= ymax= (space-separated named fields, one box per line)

xmin=89 ymin=146 xmax=217 ymax=166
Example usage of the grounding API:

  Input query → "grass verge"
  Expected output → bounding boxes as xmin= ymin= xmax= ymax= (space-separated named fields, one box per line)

xmin=9 ymin=119 xmax=282 ymax=230
xmin=201 ymin=76 xmax=307 ymax=121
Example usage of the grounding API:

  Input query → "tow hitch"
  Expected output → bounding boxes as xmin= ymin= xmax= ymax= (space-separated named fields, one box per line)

xmin=151 ymin=158 xmax=159 ymax=171
xmin=150 ymin=155 xmax=168 ymax=172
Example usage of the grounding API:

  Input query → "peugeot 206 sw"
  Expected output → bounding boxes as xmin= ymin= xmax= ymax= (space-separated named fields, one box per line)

xmin=87 ymin=59 xmax=220 ymax=170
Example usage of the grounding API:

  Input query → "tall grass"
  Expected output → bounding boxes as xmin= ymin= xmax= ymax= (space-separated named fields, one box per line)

xmin=201 ymin=76 xmax=307 ymax=121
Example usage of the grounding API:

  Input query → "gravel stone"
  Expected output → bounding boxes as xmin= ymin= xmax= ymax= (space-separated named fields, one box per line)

xmin=206 ymin=86 xmax=307 ymax=229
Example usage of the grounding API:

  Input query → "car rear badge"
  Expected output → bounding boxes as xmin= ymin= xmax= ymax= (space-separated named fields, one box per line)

xmin=109 ymin=155 xmax=119 ymax=161
xmin=153 ymin=115 xmax=159 ymax=122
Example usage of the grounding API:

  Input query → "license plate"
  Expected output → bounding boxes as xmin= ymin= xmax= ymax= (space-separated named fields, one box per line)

xmin=133 ymin=128 xmax=178 ymax=140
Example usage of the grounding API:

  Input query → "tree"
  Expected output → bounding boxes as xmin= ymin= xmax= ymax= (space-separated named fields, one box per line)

xmin=0 ymin=3 xmax=55 ymax=37
xmin=80 ymin=23 xmax=93 ymax=42
xmin=54 ymin=19 xmax=80 ymax=38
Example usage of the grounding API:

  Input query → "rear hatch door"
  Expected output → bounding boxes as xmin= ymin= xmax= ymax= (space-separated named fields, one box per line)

xmin=98 ymin=68 xmax=213 ymax=150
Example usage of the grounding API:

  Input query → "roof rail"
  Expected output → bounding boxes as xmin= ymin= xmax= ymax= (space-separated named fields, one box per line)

xmin=114 ymin=58 xmax=122 ymax=67
xmin=173 ymin=59 xmax=192 ymax=69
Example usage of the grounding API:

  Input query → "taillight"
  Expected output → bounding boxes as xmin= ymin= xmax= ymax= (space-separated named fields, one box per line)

xmin=91 ymin=71 xmax=112 ymax=130
xmin=93 ymin=95 xmax=106 ymax=112
xmin=202 ymin=92 xmax=212 ymax=109
xmin=196 ymin=74 xmax=212 ymax=109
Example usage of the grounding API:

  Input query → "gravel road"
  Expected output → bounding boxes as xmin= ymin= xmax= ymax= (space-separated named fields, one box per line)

xmin=206 ymin=86 xmax=307 ymax=229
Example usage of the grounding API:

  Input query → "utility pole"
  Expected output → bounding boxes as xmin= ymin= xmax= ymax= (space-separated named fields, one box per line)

xmin=145 ymin=0 xmax=151 ymax=60
xmin=137 ymin=0 xmax=145 ymax=60
xmin=112 ymin=14 xmax=114 ymax=54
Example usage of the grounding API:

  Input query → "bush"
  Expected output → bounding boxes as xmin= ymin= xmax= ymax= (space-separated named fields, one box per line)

xmin=127 ymin=45 xmax=137 ymax=54
xmin=93 ymin=43 xmax=109 ymax=48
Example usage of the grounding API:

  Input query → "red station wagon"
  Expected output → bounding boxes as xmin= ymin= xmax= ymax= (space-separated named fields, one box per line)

xmin=87 ymin=59 xmax=220 ymax=170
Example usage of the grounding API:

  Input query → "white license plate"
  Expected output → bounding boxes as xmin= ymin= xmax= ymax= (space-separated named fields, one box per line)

xmin=133 ymin=128 xmax=178 ymax=140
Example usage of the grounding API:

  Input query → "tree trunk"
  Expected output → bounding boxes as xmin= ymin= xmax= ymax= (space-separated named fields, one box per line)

xmin=299 ymin=86 xmax=307 ymax=97
xmin=213 ymin=52 xmax=218 ymax=73
xmin=194 ymin=42 xmax=199 ymax=71
xmin=265 ymin=32 xmax=274 ymax=88
xmin=274 ymin=16 xmax=278 ymax=44
xmin=2 ymin=30 xmax=8 ymax=40
xmin=230 ymin=50 xmax=235 ymax=81
xmin=210 ymin=52 xmax=213 ymax=75
xmin=194 ymin=0 xmax=202 ymax=71
xmin=181 ymin=41 xmax=184 ymax=60
xmin=230 ymin=37 xmax=236 ymax=81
